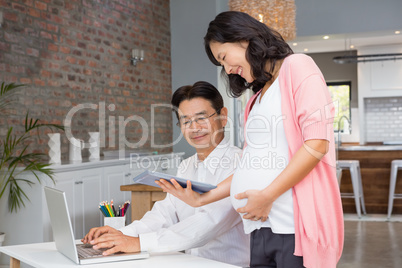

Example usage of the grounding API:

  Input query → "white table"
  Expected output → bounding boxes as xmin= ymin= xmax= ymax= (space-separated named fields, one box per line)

xmin=0 ymin=242 xmax=240 ymax=268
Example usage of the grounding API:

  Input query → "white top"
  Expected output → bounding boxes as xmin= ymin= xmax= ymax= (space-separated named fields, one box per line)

xmin=230 ymin=78 xmax=294 ymax=234
xmin=119 ymin=138 xmax=250 ymax=267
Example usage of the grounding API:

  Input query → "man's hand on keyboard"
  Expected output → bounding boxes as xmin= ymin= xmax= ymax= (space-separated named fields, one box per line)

xmin=81 ymin=226 xmax=120 ymax=244
xmin=89 ymin=231 xmax=141 ymax=256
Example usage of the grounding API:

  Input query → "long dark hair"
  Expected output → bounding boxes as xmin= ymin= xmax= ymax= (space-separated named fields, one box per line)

xmin=204 ymin=11 xmax=293 ymax=97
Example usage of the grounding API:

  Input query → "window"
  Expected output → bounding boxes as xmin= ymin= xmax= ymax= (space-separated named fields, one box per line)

xmin=327 ymin=82 xmax=351 ymax=132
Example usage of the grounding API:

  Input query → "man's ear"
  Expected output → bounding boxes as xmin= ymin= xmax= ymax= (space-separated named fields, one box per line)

xmin=219 ymin=107 xmax=228 ymax=127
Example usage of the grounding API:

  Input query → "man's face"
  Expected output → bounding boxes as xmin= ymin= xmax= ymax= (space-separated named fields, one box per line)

xmin=177 ymin=97 xmax=227 ymax=150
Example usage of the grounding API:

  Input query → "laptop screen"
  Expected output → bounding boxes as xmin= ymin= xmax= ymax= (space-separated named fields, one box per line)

xmin=44 ymin=186 xmax=80 ymax=264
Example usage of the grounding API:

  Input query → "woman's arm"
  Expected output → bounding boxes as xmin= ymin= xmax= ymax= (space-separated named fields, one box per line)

xmin=156 ymin=174 xmax=233 ymax=207
xmin=236 ymin=139 xmax=329 ymax=221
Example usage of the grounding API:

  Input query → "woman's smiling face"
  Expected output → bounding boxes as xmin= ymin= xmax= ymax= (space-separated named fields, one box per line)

xmin=209 ymin=41 xmax=254 ymax=83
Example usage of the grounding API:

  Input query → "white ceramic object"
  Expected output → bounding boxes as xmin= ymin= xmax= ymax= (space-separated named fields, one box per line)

xmin=69 ymin=137 xmax=83 ymax=162
xmin=104 ymin=216 xmax=125 ymax=229
xmin=47 ymin=133 xmax=61 ymax=164
xmin=88 ymin=132 xmax=100 ymax=160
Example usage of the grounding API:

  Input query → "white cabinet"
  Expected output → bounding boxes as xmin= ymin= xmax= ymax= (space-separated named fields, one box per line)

xmin=358 ymin=44 xmax=402 ymax=96
xmin=162 ymin=157 xmax=181 ymax=175
xmin=50 ymin=168 xmax=103 ymax=240
xmin=128 ymin=154 xmax=181 ymax=176
xmin=47 ymin=153 xmax=183 ymax=240
xmin=102 ymin=164 xmax=132 ymax=221
xmin=357 ymin=44 xmax=402 ymax=144
xmin=74 ymin=169 xmax=103 ymax=239
xmin=0 ymin=152 xmax=184 ymax=251
xmin=103 ymin=164 xmax=130 ymax=203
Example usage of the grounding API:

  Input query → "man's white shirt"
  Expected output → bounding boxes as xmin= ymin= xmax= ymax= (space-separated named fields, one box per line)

xmin=119 ymin=138 xmax=250 ymax=267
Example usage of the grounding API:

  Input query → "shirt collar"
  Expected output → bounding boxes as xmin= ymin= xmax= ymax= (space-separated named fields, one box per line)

xmin=193 ymin=137 xmax=231 ymax=175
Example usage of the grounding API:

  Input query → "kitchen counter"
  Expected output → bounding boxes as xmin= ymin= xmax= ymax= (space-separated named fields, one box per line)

xmin=338 ymin=147 xmax=402 ymax=214
xmin=339 ymin=144 xmax=402 ymax=151
xmin=49 ymin=152 xmax=184 ymax=173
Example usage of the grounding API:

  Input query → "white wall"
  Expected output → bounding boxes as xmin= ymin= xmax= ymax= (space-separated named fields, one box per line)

xmin=170 ymin=0 xmax=228 ymax=159
xmin=357 ymin=44 xmax=402 ymax=144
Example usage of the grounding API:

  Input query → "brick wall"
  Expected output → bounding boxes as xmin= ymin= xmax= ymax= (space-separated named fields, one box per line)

xmin=0 ymin=0 xmax=173 ymax=159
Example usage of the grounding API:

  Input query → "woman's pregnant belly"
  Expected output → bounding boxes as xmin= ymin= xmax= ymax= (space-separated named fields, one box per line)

xmin=229 ymin=149 xmax=294 ymax=234
xmin=230 ymin=165 xmax=282 ymax=211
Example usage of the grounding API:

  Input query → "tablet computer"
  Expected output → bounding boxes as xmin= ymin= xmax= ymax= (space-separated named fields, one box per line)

xmin=132 ymin=170 xmax=217 ymax=194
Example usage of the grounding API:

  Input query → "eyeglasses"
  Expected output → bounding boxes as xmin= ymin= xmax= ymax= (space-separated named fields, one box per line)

xmin=176 ymin=112 xmax=218 ymax=128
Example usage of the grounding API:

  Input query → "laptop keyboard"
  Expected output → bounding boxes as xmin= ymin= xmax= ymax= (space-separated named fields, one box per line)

xmin=77 ymin=244 xmax=106 ymax=258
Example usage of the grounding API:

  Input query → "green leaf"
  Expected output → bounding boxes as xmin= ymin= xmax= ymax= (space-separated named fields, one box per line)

xmin=0 ymin=82 xmax=24 ymax=115
xmin=8 ymin=177 xmax=34 ymax=213
xmin=0 ymin=82 xmax=64 ymax=212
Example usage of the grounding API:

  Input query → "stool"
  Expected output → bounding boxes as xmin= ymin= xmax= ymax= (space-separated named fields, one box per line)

xmin=337 ymin=160 xmax=366 ymax=218
xmin=387 ymin=160 xmax=402 ymax=219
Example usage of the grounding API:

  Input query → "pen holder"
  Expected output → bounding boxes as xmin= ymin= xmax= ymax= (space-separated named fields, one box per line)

xmin=104 ymin=216 xmax=126 ymax=230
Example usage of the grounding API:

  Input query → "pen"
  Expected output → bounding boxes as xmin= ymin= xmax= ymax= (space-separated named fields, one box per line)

xmin=104 ymin=201 xmax=113 ymax=217
xmin=117 ymin=205 xmax=121 ymax=217
xmin=110 ymin=199 xmax=116 ymax=216
xmin=99 ymin=205 xmax=107 ymax=217
xmin=99 ymin=200 xmax=130 ymax=217
xmin=124 ymin=201 xmax=130 ymax=214
xmin=100 ymin=203 xmax=110 ymax=217
xmin=108 ymin=202 xmax=115 ymax=217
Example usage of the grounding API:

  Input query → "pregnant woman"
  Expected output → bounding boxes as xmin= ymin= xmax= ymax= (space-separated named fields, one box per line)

xmin=157 ymin=11 xmax=344 ymax=268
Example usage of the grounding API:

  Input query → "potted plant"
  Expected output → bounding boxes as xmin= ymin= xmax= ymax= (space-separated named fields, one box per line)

xmin=0 ymin=82 xmax=64 ymax=213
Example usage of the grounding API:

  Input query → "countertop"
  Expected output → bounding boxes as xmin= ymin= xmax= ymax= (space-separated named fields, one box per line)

xmin=49 ymin=152 xmax=184 ymax=172
xmin=339 ymin=143 xmax=402 ymax=151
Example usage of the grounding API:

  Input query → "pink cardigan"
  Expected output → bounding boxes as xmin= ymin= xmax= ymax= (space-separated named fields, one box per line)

xmin=243 ymin=54 xmax=344 ymax=268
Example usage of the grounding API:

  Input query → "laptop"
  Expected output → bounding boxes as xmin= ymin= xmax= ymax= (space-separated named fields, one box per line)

xmin=44 ymin=186 xmax=149 ymax=265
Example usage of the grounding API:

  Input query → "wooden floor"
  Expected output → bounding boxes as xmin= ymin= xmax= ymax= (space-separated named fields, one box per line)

xmin=338 ymin=214 xmax=402 ymax=268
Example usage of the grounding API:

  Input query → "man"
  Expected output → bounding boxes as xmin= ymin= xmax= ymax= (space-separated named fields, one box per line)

xmin=82 ymin=81 xmax=250 ymax=267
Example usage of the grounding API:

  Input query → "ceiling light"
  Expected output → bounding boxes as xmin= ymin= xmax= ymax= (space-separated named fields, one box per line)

xmin=292 ymin=43 xmax=298 ymax=46
xmin=229 ymin=0 xmax=296 ymax=41
xmin=350 ymin=45 xmax=355 ymax=49
xmin=304 ymin=48 xmax=309 ymax=52
xmin=395 ymin=31 xmax=401 ymax=35
xmin=323 ymin=36 xmax=329 ymax=40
